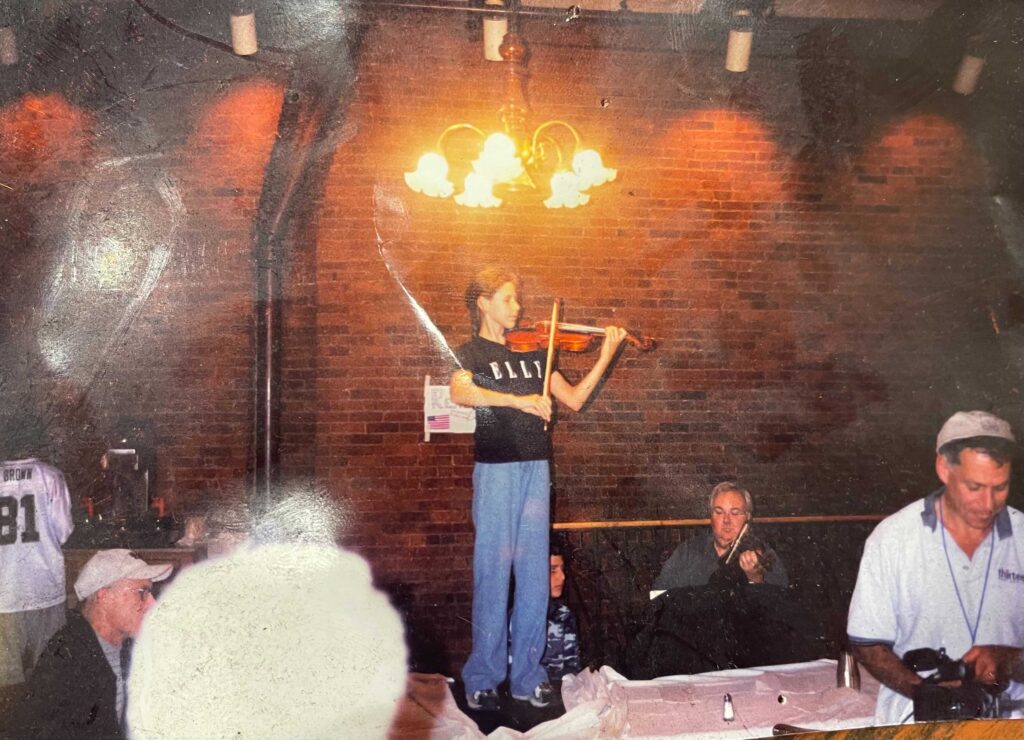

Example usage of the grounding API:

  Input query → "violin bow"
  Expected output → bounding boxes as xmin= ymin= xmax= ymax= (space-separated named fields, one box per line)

xmin=724 ymin=522 xmax=773 ymax=571
xmin=724 ymin=522 xmax=750 ymax=565
xmin=541 ymin=300 xmax=560 ymax=431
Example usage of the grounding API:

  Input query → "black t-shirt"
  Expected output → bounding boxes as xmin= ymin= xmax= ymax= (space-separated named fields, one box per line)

xmin=456 ymin=336 xmax=553 ymax=463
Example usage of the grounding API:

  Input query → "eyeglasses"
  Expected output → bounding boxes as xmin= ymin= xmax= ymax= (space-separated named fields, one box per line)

xmin=120 ymin=586 xmax=154 ymax=601
xmin=713 ymin=508 xmax=747 ymax=517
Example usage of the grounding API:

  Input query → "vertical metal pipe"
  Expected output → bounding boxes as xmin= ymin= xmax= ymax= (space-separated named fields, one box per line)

xmin=250 ymin=30 xmax=364 ymax=515
xmin=252 ymin=87 xmax=306 ymax=515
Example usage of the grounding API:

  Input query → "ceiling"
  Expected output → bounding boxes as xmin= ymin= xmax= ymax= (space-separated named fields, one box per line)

xmin=511 ymin=0 xmax=941 ymax=20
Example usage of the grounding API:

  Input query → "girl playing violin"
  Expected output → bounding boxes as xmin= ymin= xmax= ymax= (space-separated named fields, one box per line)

xmin=451 ymin=267 xmax=626 ymax=711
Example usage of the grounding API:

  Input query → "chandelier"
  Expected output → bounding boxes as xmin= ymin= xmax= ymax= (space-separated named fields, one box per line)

xmin=404 ymin=31 xmax=616 ymax=209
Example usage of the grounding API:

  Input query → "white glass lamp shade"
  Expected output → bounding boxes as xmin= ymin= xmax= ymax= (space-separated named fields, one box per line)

xmin=455 ymin=173 xmax=502 ymax=208
xmin=405 ymin=153 xmax=455 ymax=198
xmin=544 ymin=171 xmax=590 ymax=209
xmin=472 ymin=133 xmax=524 ymax=184
xmin=572 ymin=149 xmax=616 ymax=191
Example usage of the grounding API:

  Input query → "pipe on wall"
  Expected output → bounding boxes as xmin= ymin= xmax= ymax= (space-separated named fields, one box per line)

xmin=250 ymin=31 xmax=365 ymax=514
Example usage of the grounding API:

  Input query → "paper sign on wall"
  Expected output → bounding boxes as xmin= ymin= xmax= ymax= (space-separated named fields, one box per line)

xmin=424 ymin=375 xmax=475 ymax=441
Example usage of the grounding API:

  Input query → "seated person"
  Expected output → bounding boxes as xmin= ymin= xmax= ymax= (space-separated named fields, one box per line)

xmin=541 ymin=541 xmax=581 ymax=684
xmin=8 ymin=549 xmax=171 ymax=739
xmin=654 ymin=481 xmax=788 ymax=590
xmin=627 ymin=483 xmax=817 ymax=679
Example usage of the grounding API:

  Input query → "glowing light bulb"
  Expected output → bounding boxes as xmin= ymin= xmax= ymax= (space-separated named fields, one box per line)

xmin=572 ymin=149 xmax=616 ymax=191
xmin=472 ymin=133 xmax=524 ymax=183
xmin=544 ymin=171 xmax=589 ymax=209
xmin=404 ymin=153 xmax=454 ymax=198
xmin=455 ymin=173 xmax=502 ymax=208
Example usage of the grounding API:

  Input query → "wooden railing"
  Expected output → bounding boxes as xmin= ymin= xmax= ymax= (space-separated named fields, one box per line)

xmin=554 ymin=514 xmax=885 ymax=530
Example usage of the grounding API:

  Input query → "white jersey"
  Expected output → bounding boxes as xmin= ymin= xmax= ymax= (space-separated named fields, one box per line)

xmin=0 ymin=458 xmax=74 ymax=612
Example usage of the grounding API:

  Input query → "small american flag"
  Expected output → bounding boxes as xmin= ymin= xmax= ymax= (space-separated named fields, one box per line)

xmin=427 ymin=414 xmax=450 ymax=431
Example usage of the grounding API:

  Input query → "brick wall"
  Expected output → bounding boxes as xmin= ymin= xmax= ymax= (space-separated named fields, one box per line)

xmin=308 ymin=15 xmax=1019 ymax=664
xmin=0 ymin=80 xmax=283 ymax=515
xmin=1 ymin=9 xmax=1020 ymax=672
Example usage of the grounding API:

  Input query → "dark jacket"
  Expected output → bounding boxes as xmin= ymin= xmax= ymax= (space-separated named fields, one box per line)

xmin=7 ymin=610 xmax=120 ymax=740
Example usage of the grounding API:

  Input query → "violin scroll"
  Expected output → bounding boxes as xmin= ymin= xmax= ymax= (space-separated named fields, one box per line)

xmin=629 ymin=333 xmax=657 ymax=352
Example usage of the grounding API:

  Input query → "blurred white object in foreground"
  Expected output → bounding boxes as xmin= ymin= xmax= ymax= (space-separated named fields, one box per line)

xmin=128 ymin=543 xmax=407 ymax=739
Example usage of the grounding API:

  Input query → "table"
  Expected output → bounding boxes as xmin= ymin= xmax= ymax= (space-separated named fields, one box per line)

xmin=561 ymin=659 xmax=880 ymax=739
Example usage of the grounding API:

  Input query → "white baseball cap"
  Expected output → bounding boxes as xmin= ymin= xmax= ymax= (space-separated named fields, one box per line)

xmin=75 ymin=549 xmax=173 ymax=601
xmin=936 ymin=410 xmax=1015 ymax=453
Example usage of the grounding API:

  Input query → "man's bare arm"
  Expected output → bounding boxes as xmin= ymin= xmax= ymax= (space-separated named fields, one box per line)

xmin=852 ymin=644 xmax=923 ymax=698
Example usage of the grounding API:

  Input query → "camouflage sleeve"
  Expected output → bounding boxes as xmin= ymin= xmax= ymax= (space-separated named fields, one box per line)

xmin=542 ymin=603 xmax=583 ymax=679
xmin=563 ymin=606 xmax=581 ymax=674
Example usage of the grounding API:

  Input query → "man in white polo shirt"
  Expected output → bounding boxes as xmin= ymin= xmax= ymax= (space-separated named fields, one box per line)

xmin=848 ymin=410 xmax=1024 ymax=724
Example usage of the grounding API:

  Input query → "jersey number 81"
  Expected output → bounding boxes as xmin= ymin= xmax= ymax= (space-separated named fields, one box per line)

xmin=0 ymin=495 xmax=41 ymax=545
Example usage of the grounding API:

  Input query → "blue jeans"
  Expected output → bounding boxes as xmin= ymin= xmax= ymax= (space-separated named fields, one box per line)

xmin=461 ymin=460 xmax=550 ymax=697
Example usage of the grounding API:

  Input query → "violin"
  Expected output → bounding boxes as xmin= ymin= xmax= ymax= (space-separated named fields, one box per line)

xmin=721 ymin=523 xmax=775 ymax=572
xmin=505 ymin=321 xmax=657 ymax=353
xmin=708 ymin=523 xmax=775 ymax=590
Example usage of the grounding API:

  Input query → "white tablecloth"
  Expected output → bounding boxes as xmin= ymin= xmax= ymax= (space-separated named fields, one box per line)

xmin=560 ymin=659 xmax=879 ymax=739
xmin=388 ymin=660 xmax=879 ymax=739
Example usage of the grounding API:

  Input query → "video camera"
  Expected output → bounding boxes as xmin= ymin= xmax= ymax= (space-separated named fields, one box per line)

xmin=902 ymin=647 xmax=998 ymax=721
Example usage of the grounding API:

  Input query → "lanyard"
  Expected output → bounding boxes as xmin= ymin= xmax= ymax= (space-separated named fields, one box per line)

xmin=938 ymin=498 xmax=995 ymax=644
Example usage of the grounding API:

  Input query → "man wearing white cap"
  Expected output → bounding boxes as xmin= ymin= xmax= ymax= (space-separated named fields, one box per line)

xmin=9 ymin=549 xmax=171 ymax=739
xmin=848 ymin=410 xmax=1024 ymax=724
